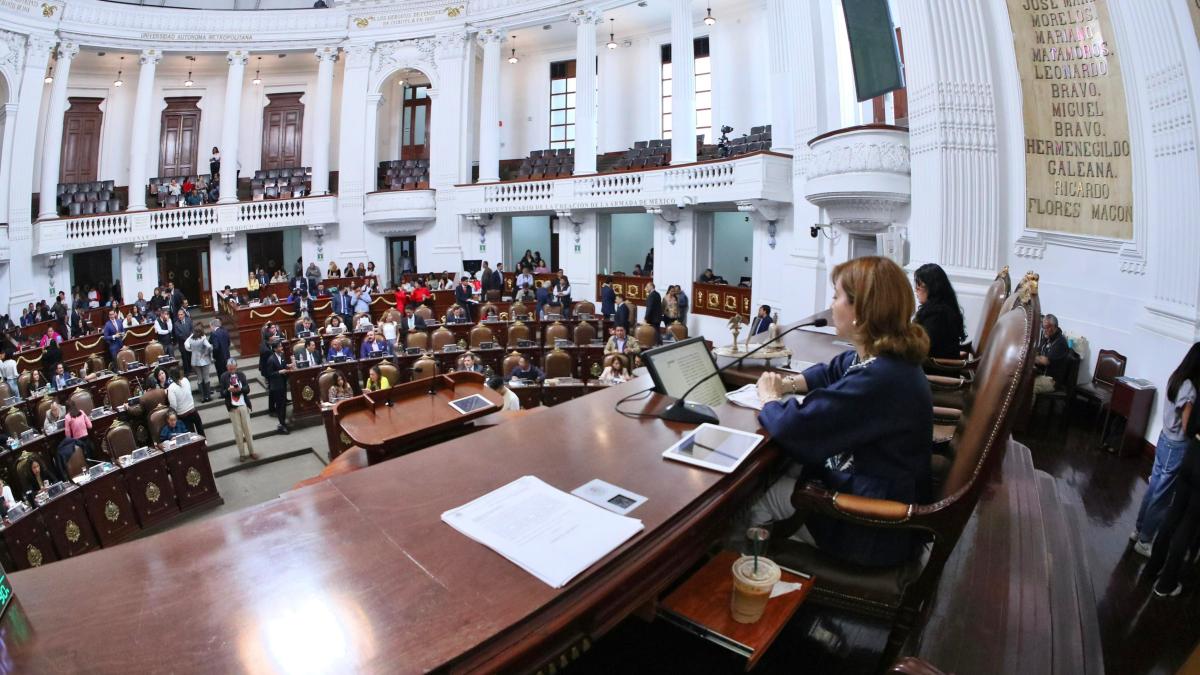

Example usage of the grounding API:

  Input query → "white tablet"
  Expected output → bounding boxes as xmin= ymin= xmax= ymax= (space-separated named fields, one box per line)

xmin=448 ymin=393 xmax=493 ymax=415
xmin=662 ymin=423 xmax=765 ymax=473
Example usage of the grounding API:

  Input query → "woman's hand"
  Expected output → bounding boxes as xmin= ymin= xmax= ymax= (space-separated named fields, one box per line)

xmin=756 ymin=371 xmax=784 ymax=404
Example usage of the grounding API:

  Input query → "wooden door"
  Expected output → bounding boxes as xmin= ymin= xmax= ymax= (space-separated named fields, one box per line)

xmin=71 ymin=249 xmax=113 ymax=294
xmin=156 ymin=239 xmax=211 ymax=310
xmin=60 ymin=97 xmax=103 ymax=184
xmin=261 ymin=93 xmax=304 ymax=171
xmin=246 ymin=231 xmax=284 ymax=277
xmin=159 ymin=97 xmax=202 ymax=177
xmin=401 ymin=84 xmax=431 ymax=160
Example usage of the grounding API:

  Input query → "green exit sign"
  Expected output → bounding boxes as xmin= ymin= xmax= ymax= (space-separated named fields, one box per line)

xmin=0 ymin=567 xmax=13 ymax=618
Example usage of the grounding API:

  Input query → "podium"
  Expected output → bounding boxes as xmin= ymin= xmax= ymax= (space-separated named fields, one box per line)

xmin=333 ymin=372 xmax=502 ymax=463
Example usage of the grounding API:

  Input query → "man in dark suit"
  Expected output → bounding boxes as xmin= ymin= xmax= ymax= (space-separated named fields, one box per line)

xmin=334 ymin=288 xmax=354 ymax=326
xmin=613 ymin=293 xmax=634 ymax=332
xmin=262 ymin=340 xmax=290 ymax=434
xmin=480 ymin=262 xmax=496 ymax=295
xmin=600 ymin=278 xmax=616 ymax=318
xmin=644 ymin=282 xmax=663 ymax=336
xmin=454 ymin=277 xmax=475 ymax=322
xmin=168 ymin=282 xmax=185 ymax=316
xmin=219 ymin=361 xmax=257 ymax=461
xmin=102 ymin=310 xmax=124 ymax=361
xmin=291 ymin=275 xmax=310 ymax=300
xmin=404 ymin=305 xmax=426 ymax=331
xmin=65 ymin=306 xmax=85 ymax=340
xmin=749 ymin=304 xmax=773 ymax=336
xmin=208 ymin=318 xmax=231 ymax=375
xmin=490 ymin=263 xmax=504 ymax=296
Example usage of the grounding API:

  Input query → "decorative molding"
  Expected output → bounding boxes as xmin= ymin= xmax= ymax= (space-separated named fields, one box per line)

xmin=476 ymin=27 xmax=506 ymax=45
xmin=907 ymin=81 xmax=997 ymax=157
xmin=314 ymin=45 xmax=339 ymax=63
xmin=25 ymin=33 xmax=58 ymax=58
xmin=433 ymin=29 xmax=469 ymax=59
xmin=567 ymin=8 xmax=604 ymax=26
xmin=55 ymin=41 xmax=79 ymax=60
xmin=805 ymin=140 xmax=909 ymax=180
xmin=225 ymin=49 xmax=248 ymax=66
xmin=373 ymin=38 xmax=437 ymax=85
xmin=138 ymin=47 xmax=162 ymax=66
xmin=0 ymin=30 xmax=27 ymax=75
xmin=343 ymin=41 xmax=375 ymax=65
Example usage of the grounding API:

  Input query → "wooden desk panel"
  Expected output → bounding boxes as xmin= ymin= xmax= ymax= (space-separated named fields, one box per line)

xmin=40 ymin=488 xmax=99 ymax=560
xmin=79 ymin=469 xmax=139 ymax=547
xmin=0 ymin=512 xmax=58 ymax=571
xmin=163 ymin=439 xmax=221 ymax=512
xmin=121 ymin=451 xmax=180 ymax=529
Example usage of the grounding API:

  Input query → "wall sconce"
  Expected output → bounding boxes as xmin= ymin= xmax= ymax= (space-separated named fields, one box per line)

xmin=222 ymin=232 xmax=236 ymax=261
xmin=134 ymin=241 xmax=148 ymax=281
xmin=646 ymin=205 xmax=683 ymax=245
xmin=466 ymin=213 xmax=493 ymax=251
xmin=46 ymin=253 xmax=63 ymax=294
xmin=308 ymin=224 xmax=325 ymax=261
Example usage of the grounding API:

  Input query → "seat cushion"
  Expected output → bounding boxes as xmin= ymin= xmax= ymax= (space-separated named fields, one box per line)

xmin=771 ymin=538 xmax=928 ymax=617
xmin=1075 ymin=381 xmax=1112 ymax=404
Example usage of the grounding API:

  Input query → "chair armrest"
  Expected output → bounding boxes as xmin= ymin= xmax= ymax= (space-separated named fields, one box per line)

xmin=889 ymin=657 xmax=948 ymax=675
xmin=932 ymin=406 xmax=961 ymax=425
xmin=926 ymin=374 xmax=967 ymax=392
xmin=791 ymin=482 xmax=915 ymax=527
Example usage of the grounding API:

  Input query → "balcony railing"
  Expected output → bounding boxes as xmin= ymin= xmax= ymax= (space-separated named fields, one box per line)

xmin=456 ymin=151 xmax=793 ymax=215
xmin=34 ymin=196 xmax=338 ymax=255
xmin=363 ymin=189 xmax=437 ymax=224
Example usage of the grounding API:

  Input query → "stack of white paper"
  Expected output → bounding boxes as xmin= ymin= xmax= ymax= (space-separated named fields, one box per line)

xmin=441 ymin=475 xmax=645 ymax=588
xmin=724 ymin=383 xmax=803 ymax=411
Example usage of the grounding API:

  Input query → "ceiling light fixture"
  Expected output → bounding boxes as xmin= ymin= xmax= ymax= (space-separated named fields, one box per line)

xmin=184 ymin=55 xmax=195 ymax=87
xmin=507 ymin=36 xmax=519 ymax=64
xmin=704 ymin=6 xmax=716 ymax=25
xmin=252 ymin=56 xmax=262 ymax=86
xmin=44 ymin=63 xmax=54 ymax=84
xmin=113 ymin=56 xmax=125 ymax=87
xmin=607 ymin=18 xmax=618 ymax=50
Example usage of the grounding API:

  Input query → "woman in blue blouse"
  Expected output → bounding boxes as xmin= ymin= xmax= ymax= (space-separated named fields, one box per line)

xmin=752 ymin=256 xmax=933 ymax=568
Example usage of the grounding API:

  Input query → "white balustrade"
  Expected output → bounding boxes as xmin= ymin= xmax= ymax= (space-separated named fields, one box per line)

xmin=65 ymin=213 xmax=132 ymax=241
xmin=150 ymin=205 xmax=218 ymax=231
xmin=578 ymin=173 xmax=644 ymax=198
xmin=663 ymin=162 xmax=736 ymax=192
xmin=239 ymin=198 xmax=306 ymax=223
xmin=483 ymin=180 xmax=555 ymax=206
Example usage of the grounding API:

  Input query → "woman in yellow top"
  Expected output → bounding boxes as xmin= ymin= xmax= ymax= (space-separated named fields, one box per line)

xmin=247 ymin=273 xmax=260 ymax=300
xmin=365 ymin=364 xmax=391 ymax=391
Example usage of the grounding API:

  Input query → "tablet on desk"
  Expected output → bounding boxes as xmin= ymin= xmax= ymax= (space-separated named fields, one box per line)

xmin=448 ymin=394 xmax=492 ymax=415
xmin=662 ymin=424 xmax=764 ymax=473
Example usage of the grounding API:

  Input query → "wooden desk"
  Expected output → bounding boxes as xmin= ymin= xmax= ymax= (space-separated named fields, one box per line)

xmin=76 ymin=465 xmax=139 ymax=547
xmin=0 ymin=326 xmax=845 ymax=672
xmin=161 ymin=437 xmax=221 ymax=512
xmin=120 ymin=449 xmax=180 ymax=528
xmin=231 ymin=304 xmax=298 ymax=355
xmin=1102 ymin=377 xmax=1156 ymax=457
xmin=0 ymin=509 xmax=59 ymax=571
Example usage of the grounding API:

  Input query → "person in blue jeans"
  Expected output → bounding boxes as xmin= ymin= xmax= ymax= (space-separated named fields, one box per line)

xmin=1132 ymin=343 xmax=1200 ymax=556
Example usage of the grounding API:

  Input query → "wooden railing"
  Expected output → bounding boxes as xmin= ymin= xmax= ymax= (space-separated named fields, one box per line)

xmin=691 ymin=281 xmax=752 ymax=320
xmin=596 ymin=274 xmax=654 ymax=306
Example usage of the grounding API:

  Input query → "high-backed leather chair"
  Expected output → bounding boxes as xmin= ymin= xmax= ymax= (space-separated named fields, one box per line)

xmin=634 ymin=322 xmax=658 ymax=348
xmin=65 ymin=448 xmax=87 ymax=479
xmin=138 ymin=388 xmax=168 ymax=417
xmin=148 ymin=406 xmax=170 ymax=444
xmin=103 ymin=423 xmax=138 ymax=462
xmin=414 ymin=305 xmax=434 ymax=321
xmin=507 ymin=321 xmax=531 ymax=345
xmin=430 ymin=327 xmax=455 ymax=351
xmin=544 ymin=348 xmax=573 ymax=378
xmin=478 ymin=303 xmax=498 ymax=320
xmin=1073 ymin=348 xmax=1126 ymax=413
xmin=603 ymin=353 xmax=630 ymax=370
xmin=378 ymin=362 xmax=400 ymax=385
xmin=667 ymin=321 xmax=688 ymax=341
xmin=86 ymin=354 xmax=106 ymax=374
xmin=318 ymin=368 xmax=342 ymax=402
xmin=353 ymin=312 xmax=371 ymax=328
xmin=502 ymin=352 xmax=523 ymax=378
xmin=412 ymin=355 xmax=438 ymax=380
xmin=469 ymin=324 xmax=494 ymax=348
xmin=106 ymin=377 xmax=132 ymax=409
xmin=4 ymin=409 xmax=30 ymax=435
xmin=16 ymin=371 xmax=30 ymax=398
xmin=144 ymin=342 xmax=165 ymax=364
xmin=0 ymin=382 xmax=11 ymax=400
xmin=69 ymin=389 xmax=95 ymax=416
xmin=543 ymin=321 xmax=568 ymax=347
xmin=775 ymin=293 xmax=1038 ymax=668
xmin=34 ymin=398 xmax=54 ymax=428
xmin=573 ymin=322 xmax=597 ymax=346
xmin=574 ymin=300 xmax=596 ymax=316
xmin=406 ymin=330 xmax=429 ymax=351
xmin=115 ymin=347 xmax=136 ymax=373
xmin=510 ymin=301 xmax=529 ymax=318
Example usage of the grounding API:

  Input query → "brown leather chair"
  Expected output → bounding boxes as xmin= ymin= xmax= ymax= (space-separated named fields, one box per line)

xmin=352 ymin=312 xmax=371 ymax=328
xmin=138 ymin=388 xmax=168 ymax=416
xmin=103 ymin=423 xmax=138 ymax=462
xmin=573 ymin=322 xmax=597 ymax=346
xmin=603 ymin=353 xmax=630 ymax=370
xmin=412 ymin=355 xmax=438 ymax=380
xmin=574 ymin=300 xmax=596 ymax=316
xmin=430 ymin=327 xmax=455 ymax=351
xmin=667 ymin=321 xmax=688 ymax=341
xmin=148 ymin=405 xmax=170 ymax=444
xmin=406 ymin=330 xmax=429 ymax=351
xmin=634 ymin=322 xmax=658 ymax=348
xmin=86 ymin=354 xmax=106 ymax=374
xmin=318 ymin=367 xmax=342 ymax=402
xmin=106 ymin=377 xmax=132 ymax=409
xmin=144 ymin=342 xmax=165 ymax=364
xmin=414 ymin=305 xmax=434 ymax=322
xmin=507 ymin=321 xmax=531 ymax=345
xmin=510 ymin=301 xmax=529 ymax=318
xmin=0 ymin=382 xmax=11 ymax=400
xmin=469 ymin=324 xmax=495 ymax=348
xmin=4 ymin=409 xmax=30 ymax=435
xmin=34 ymin=398 xmax=54 ymax=428
xmin=1073 ymin=348 xmax=1126 ymax=413
xmin=544 ymin=348 xmax=573 ymax=378
xmin=69 ymin=389 xmax=95 ymax=416
xmin=384 ymin=308 xmax=403 ymax=325
xmin=65 ymin=447 xmax=87 ymax=479
xmin=543 ymin=321 xmax=568 ymax=347
xmin=478 ymin=303 xmax=498 ymax=320
xmin=16 ymin=371 xmax=30 ymax=398
xmin=115 ymin=347 xmax=136 ymax=373
xmin=378 ymin=362 xmax=400 ymax=385
xmin=776 ymin=293 xmax=1038 ymax=668
xmin=502 ymin=352 xmax=523 ymax=378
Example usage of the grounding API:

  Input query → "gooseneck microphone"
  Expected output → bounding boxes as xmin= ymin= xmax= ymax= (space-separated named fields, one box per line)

xmin=658 ymin=317 xmax=828 ymax=425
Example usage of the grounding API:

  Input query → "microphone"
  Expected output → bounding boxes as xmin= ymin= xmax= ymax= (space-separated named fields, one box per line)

xmin=658 ymin=317 xmax=828 ymax=425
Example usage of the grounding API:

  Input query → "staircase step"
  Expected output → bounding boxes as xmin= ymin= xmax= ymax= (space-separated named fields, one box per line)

xmin=200 ymin=406 xmax=289 ymax=454
xmin=210 ymin=442 xmax=316 ymax=477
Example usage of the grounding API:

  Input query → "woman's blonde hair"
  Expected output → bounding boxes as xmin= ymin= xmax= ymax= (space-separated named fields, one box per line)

xmin=832 ymin=256 xmax=929 ymax=364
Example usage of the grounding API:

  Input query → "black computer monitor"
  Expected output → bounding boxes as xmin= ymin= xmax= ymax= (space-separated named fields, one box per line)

xmin=641 ymin=336 xmax=727 ymax=409
xmin=462 ymin=259 xmax=483 ymax=274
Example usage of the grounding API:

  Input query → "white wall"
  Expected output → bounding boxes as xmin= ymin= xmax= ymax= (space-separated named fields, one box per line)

xmin=609 ymin=212 xmax=653 ymax=273
xmin=509 ymin=215 xmax=551 ymax=264
xmin=711 ymin=211 xmax=753 ymax=283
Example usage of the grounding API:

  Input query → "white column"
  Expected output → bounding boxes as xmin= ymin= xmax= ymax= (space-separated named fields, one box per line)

xmin=0 ymin=103 xmax=18 ymax=221
xmin=570 ymin=9 xmax=602 ymax=175
xmin=126 ymin=48 xmax=162 ymax=211
xmin=476 ymin=29 xmax=504 ymax=183
xmin=335 ymin=42 xmax=374 ymax=258
xmin=8 ymin=35 xmax=55 ymax=314
xmin=765 ymin=0 xmax=797 ymax=153
xmin=311 ymin=46 xmax=338 ymax=196
xmin=37 ymin=41 xmax=78 ymax=221
xmin=218 ymin=49 xmax=248 ymax=204
xmin=669 ymin=0 xmax=697 ymax=164
xmin=364 ymin=93 xmax=382 ymax=190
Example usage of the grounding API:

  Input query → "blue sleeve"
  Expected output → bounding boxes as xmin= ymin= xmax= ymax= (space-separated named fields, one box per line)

xmin=800 ymin=350 xmax=854 ymax=391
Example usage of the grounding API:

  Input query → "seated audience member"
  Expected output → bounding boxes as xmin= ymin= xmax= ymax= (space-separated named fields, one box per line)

xmin=1033 ymin=313 xmax=1070 ymax=395
xmin=458 ymin=353 xmax=484 ymax=373
xmin=447 ymin=306 xmax=470 ymax=324
xmin=360 ymin=331 xmax=390 ymax=358
xmin=50 ymin=363 xmax=71 ymax=390
xmin=327 ymin=262 xmax=341 ymax=278
xmin=604 ymin=326 xmax=640 ymax=357
xmin=913 ymin=263 xmax=967 ymax=360
xmin=355 ymin=313 xmax=373 ymax=331
xmin=509 ymin=356 xmax=544 ymax=383
xmin=515 ymin=283 xmax=536 ymax=304
xmin=328 ymin=372 xmax=354 ymax=402
xmin=749 ymin=305 xmax=773 ymax=336
xmin=327 ymin=337 xmax=355 ymax=361
xmin=297 ymin=339 xmax=323 ymax=367
xmin=1131 ymin=343 xmax=1200 ymax=558
xmin=533 ymin=260 xmax=549 ymax=274
xmin=748 ymin=256 xmax=932 ymax=568
xmin=488 ymin=376 xmax=521 ymax=411
xmin=159 ymin=409 xmax=190 ymax=442
xmin=364 ymin=365 xmax=390 ymax=392
xmin=600 ymin=356 xmax=630 ymax=384
xmin=27 ymin=370 xmax=49 ymax=395
xmin=296 ymin=316 xmax=318 ymax=337
xmin=698 ymin=268 xmax=720 ymax=284
xmin=631 ymin=264 xmax=644 ymax=277
xmin=325 ymin=316 xmax=346 ymax=336
xmin=42 ymin=401 xmax=65 ymax=434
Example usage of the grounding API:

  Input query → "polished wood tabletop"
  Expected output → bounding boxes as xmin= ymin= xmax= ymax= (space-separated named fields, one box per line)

xmin=334 ymin=372 xmax=501 ymax=450
xmin=0 ymin=326 xmax=842 ymax=673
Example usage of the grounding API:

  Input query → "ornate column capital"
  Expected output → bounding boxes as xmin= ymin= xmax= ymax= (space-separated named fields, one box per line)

xmin=226 ymin=49 xmax=249 ymax=67
xmin=25 ymin=33 xmax=57 ymax=58
xmin=315 ymin=46 xmax=339 ymax=63
xmin=476 ymin=28 xmax=506 ymax=47
xmin=434 ymin=30 xmax=470 ymax=59
xmin=569 ymin=8 xmax=605 ymax=26
xmin=343 ymin=42 xmax=374 ymax=65
xmin=139 ymin=48 xmax=163 ymax=66
xmin=55 ymin=41 xmax=79 ymax=60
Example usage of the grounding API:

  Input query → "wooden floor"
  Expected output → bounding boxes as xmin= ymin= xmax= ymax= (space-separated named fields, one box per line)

xmin=572 ymin=410 xmax=1196 ymax=674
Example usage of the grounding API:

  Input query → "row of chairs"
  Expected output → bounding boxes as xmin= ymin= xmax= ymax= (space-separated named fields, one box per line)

xmin=57 ymin=180 xmax=115 ymax=196
xmin=60 ymin=190 xmax=122 ymax=216
xmin=517 ymin=149 xmax=575 ymax=180
xmin=252 ymin=167 xmax=313 ymax=181
xmin=612 ymin=143 xmax=670 ymax=171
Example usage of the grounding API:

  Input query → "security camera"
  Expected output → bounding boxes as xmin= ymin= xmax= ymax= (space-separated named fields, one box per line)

xmin=810 ymin=225 xmax=820 ymax=238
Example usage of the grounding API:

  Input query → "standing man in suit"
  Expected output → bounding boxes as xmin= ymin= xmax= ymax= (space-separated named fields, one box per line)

xmin=335 ymin=287 xmax=354 ymax=327
xmin=263 ymin=339 xmax=291 ymax=434
xmin=64 ymin=306 xmax=85 ymax=340
xmin=490 ymin=263 xmax=504 ymax=297
xmin=168 ymin=282 xmax=185 ymax=317
xmin=600 ymin=278 xmax=616 ymax=318
xmin=614 ymin=293 xmax=635 ymax=332
xmin=209 ymin=318 xmax=231 ymax=376
xmin=219 ymin=361 xmax=258 ymax=461
xmin=291 ymin=274 xmax=310 ymax=300
xmin=480 ymin=262 xmax=495 ymax=295
xmin=644 ymin=282 xmax=663 ymax=340
xmin=102 ymin=310 xmax=124 ymax=361
xmin=454 ymin=276 xmax=475 ymax=322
